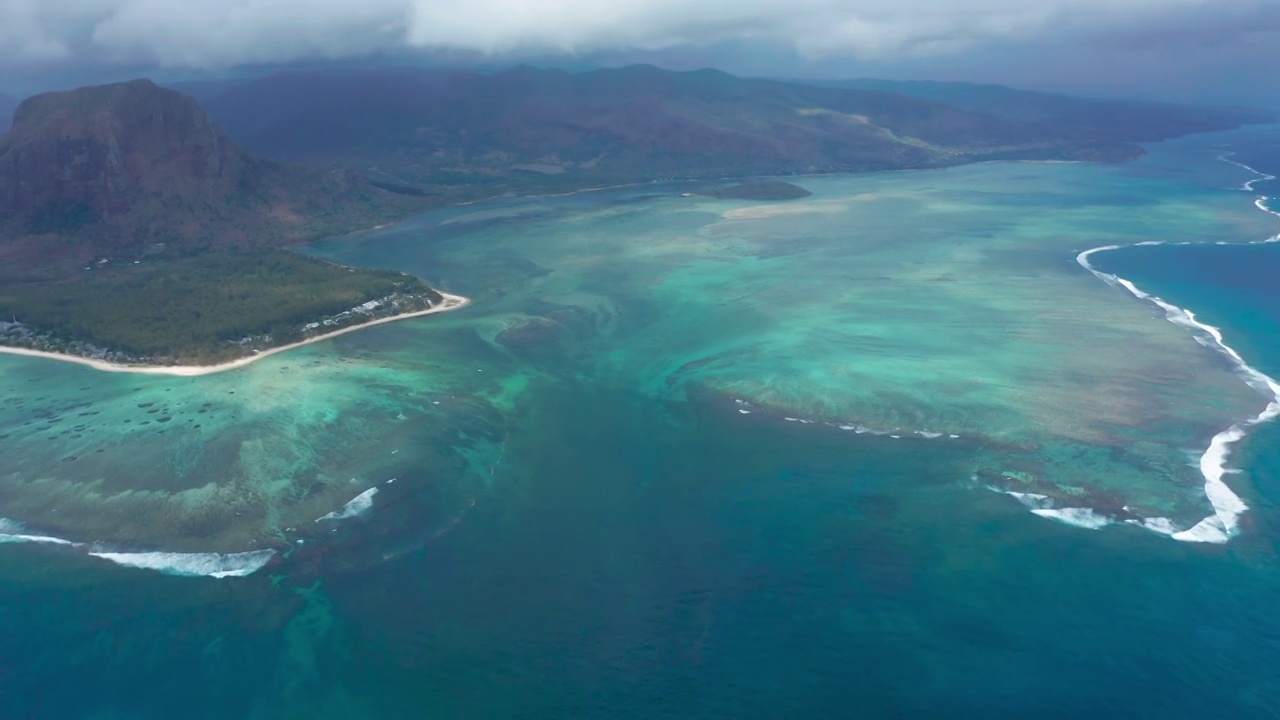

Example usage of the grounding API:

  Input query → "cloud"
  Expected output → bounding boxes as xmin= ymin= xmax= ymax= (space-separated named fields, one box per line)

xmin=0 ymin=0 xmax=1271 ymax=69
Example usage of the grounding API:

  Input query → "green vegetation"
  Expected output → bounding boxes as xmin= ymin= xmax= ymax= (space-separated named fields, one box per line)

xmin=0 ymin=250 xmax=440 ymax=364
xmin=184 ymin=65 xmax=1272 ymax=194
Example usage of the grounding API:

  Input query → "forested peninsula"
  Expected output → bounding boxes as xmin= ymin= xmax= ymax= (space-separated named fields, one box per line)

xmin=0 ymin=81 xmax=458 ymax=366
xmin=0 ymin=251 xmax=452 ymax=367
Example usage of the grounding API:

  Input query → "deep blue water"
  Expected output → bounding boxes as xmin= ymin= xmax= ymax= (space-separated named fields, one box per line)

xmin=4 ymin=131 xmax=1280 ymax=719
xmin=5 ymin=389 xmax=1280 ymax=719
xmin=1096 ymin=242 xmax=1280 ymax=379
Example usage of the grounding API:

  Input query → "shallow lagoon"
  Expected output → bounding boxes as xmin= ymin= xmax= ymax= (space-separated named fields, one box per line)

xmin=320 ymin=147 xmax=1272 ymax=534
xmin=3 ymin=131 xmax=1280 ymax=717
xmin=1 ymin=133 xmax=1276 ymax=553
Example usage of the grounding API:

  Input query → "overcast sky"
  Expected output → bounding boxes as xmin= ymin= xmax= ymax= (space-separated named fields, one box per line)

xmin=1 ymin=0 xmax=1278 ymax=103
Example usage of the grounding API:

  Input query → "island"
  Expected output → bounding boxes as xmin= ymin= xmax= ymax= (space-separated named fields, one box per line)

xmin=703 ymin=182 xmax=814 ymax=200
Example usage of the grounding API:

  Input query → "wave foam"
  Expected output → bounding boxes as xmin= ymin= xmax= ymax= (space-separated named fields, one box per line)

xmin=1 ymin=519 xmax=275 ymax=578
xmin=88 ymin=549 xmax=276 ymax=578
xmin=1006 ymin=491 xmax=1052 ymax=509
xmin=733 ymin=399 xmax=960 ymax=441
xmin=1067 ymin=152 xmax=1280 ymax=543
xmin=0 ymin=518 xmax=79 ymax=546
xmin=1124 ymin=516 xmax=1177 ymax=535
xmin=1220 ymin=152 xmax=1276 ymax=193
xmin=317 ymin=487 xmax=379 ymax=522
xmin=1031 ymin=507 xmax=1113 ymax=530
xmin=1004 ymin=488 xmax=1113 ymax=529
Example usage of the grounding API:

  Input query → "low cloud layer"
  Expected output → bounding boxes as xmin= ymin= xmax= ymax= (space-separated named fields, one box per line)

xmin=1 ymin=0 xmax=1273 ymax=69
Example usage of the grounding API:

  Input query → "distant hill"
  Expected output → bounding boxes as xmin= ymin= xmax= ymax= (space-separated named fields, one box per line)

xmin=174 ymin=65 xmax=1270 ymax=191
xmin=828 ymin=78 xmax=1270 ymax=144
xmin=0 ymin=92 xmax=17 ymax=134
xmin=0 ymin=80 xmax=419 ymax=278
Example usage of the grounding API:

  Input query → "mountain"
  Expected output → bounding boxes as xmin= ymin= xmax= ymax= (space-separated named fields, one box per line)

xmin=175 ymin=65 xmax=1270 ymax=191
xmin=0 ymin=79 xmax=417 ymax=278
xmin=827 ymin=78 xmax=1268 ymax=143
xmin=0 ymin=92 xmax=17 ymax=134
xmin=0 ymin=80 xmax=443 ymax=364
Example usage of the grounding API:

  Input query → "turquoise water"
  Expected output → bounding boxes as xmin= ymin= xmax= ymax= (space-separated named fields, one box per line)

xmin=3 ymin=129 xmax=1280 ymax=717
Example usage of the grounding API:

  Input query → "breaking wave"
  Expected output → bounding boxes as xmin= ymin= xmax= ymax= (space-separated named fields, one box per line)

xmin=317 ymin=487 xmax=379 ymax=522
xmin=1063 ymin=153 xmax=1280 ymax=544
xmin=88 ymin=549 xmax=277 ymax=578
xmin=0 ymin=518 xmax=79 ymax=546
xmin=1 ymin=519 xmax=275 ymax=578
xmin=1003 ymin=491 xmax=1113 ymax=530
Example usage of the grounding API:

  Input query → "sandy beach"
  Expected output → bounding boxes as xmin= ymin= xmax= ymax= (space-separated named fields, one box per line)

xmin=0 ymin=292 xmax=470 ymax=377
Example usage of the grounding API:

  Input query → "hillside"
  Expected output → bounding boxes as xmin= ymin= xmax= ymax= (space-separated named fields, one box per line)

xmin=177 ymin=65 xmax=1270 ymax=192
xmin=0 ymin=80 xmax=421 ymax=279
xmin=0 ymin=92 xmax=16 ymax=133
xmin=829 ymin=78 xmax=1268 ymax=143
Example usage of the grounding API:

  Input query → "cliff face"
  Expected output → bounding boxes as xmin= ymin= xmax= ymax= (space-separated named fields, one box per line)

xmin=0 ymin=80 xmax=404 ymax=277
xmin=0 ymin=81 xmax=262 ymax=234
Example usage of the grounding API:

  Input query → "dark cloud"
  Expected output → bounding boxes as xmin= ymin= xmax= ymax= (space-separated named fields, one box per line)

xmin=2 ymin=0 xmax=1278 ymax=104
xmin=0 ymin=0 xmax=1265 ymax=68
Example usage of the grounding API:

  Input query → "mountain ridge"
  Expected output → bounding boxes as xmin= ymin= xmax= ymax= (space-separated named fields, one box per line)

xmin=173 ymin=65 xmax=1271 ymax=193
xmin=823 ymin=78 xmax=1267 ymax=141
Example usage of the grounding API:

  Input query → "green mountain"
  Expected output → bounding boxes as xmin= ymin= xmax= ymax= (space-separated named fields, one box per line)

xmin=0 ymin=80 xmax=440 ymax=364
xmin=0 ymin=80 xmax=419 ymax=279
xmin=177 ymin=65 xmax=1270 ymax=193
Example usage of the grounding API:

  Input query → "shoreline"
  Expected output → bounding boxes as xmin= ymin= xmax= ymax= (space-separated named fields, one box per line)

xmin=0 ymin=292 xmax=470 ymax=377
xmin=1070 ymin=154 xmax=1280 ymax=544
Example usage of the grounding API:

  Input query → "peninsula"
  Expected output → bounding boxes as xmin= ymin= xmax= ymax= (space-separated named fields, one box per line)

xmin=0 ymin=291 xmax=469 ymax=376
xmin=0 ymin=81 xmax=453 ymax=366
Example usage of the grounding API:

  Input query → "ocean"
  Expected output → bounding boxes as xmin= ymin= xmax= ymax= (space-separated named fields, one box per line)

xmin=2 ymin=127 xmax=1280 ymax=718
